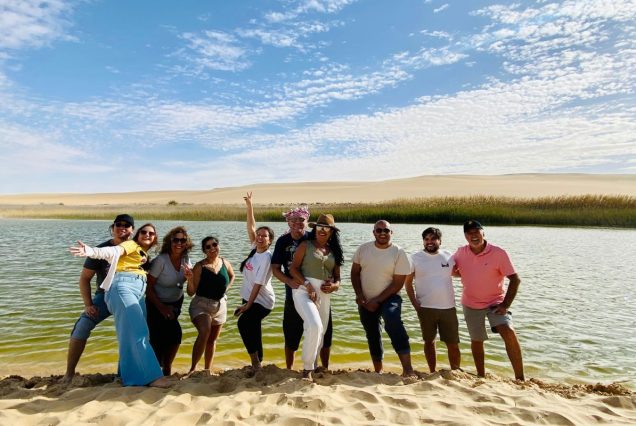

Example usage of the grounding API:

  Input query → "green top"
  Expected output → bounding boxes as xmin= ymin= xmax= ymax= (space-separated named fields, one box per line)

xmin=301 ymin=240 xmax=336 ymax=280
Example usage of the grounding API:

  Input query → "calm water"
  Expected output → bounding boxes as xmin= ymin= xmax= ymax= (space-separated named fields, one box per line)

xmin=0 ymin=219 xmax=634 ymax=387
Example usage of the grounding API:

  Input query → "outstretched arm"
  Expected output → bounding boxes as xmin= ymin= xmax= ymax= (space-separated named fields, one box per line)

xmin=244 ymin=192 xmax=256 ymax=244
xmin=69 ymin=241 xmax=123 ymax=262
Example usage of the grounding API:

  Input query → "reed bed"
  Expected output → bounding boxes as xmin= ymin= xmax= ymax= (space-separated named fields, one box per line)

xmin=1 ymin=195 xmax=635 ymax=228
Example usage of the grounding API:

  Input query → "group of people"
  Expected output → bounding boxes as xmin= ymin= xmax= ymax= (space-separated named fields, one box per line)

xmin=66 ymin=193 xmax=525 ymax=387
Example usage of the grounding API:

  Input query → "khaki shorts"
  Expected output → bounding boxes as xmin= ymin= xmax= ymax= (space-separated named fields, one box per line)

xmin=463 ymin=305 xmax=514 ymax=342
xmin=416 ymin=307 xmax=460 ymax=344
xmin=189 ymin=295 xmax=227 ymax=325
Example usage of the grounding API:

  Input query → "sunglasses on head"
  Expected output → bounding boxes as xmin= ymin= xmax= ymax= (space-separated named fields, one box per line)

xmin=114 ymin=222 xmax=132 ymax=228
xmin=204 ymin=242 xmax=219 ymax=250
xmin=374 ymin=228 xmax=391 ymax=234
xmin=140 ymin=229 xmax=156 ymax=236
xmin=172 ymin=237 xmax=187 ymax=244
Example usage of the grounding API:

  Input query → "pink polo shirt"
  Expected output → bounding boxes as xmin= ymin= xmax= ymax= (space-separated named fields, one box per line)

xmin=453 ymin=242 xmax=516 ymax=309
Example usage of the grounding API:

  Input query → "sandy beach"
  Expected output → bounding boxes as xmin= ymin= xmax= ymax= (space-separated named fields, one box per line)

xmin=1 ymin=174 xmax=635 ymax=205
xmin=1 ymin=367 xmax=634 ymax=425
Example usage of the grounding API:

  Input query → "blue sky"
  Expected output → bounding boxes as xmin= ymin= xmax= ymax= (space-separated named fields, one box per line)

xmin=1 ymin=0 xmax=635 ymax=194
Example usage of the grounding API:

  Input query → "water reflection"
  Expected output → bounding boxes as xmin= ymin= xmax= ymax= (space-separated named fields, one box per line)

xmin=0 ymin=219 xmax=634 ymax=388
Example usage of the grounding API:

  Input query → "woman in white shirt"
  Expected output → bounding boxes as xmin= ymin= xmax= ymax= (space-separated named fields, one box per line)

xmin=235 ymin=192 xmax=275 ymax=370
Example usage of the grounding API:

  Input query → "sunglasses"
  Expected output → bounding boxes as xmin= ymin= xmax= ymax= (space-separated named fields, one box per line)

xmin=114 ymin=222 xmax=132 ymax=228
xmin=139 ymin=229 xmax=156 ymax=236
xmin=315 ymin=225 xmax=333 ymax=232
xmin=204 ymin=242 xmax=219 ymax=250
xmin=374 ymin=228 xmax=391 ymax=234
xmin=172 ymin=237 xmax=187 ymax=244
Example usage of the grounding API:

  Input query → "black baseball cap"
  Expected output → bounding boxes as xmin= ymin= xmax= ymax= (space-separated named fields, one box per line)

xmin=463 ymin=220 xmax=483 ymax=233
xmin=114 ymin=214 xmax=135 ymax=227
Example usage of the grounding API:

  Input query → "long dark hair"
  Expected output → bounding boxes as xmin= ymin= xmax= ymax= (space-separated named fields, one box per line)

xmin=240 ymin=226 xmax=275 ymax=272
xmin=308 ymin=227 xmax=344 ymax=266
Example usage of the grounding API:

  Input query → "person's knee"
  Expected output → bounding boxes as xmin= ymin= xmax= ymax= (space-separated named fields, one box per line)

xmin=70 ymin=317 xmax=97 ymax=340
xmin=496 ymin=324 xmax=516 ymax=339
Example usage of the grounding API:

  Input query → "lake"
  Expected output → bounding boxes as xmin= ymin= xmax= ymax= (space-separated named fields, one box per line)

xmin=0 ymin=219 xmax=634 ymax=388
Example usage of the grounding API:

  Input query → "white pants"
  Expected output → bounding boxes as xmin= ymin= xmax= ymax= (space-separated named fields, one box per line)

xmin=292 ymin=277 xmax=331 ymax=371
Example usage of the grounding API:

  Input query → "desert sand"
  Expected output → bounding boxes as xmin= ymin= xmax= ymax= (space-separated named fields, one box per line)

xmin=0 ymin=367 xmax=634 ymax=425
xmin=1 ymin=174 xmax=635 ymax=205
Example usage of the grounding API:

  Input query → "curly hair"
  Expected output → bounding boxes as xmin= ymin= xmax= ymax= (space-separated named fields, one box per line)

xmin=159 ymin=226 xmax=194 ymax=255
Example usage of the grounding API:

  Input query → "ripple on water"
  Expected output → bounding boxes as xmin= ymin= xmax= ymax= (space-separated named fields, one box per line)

xmin=0 ymin=219 xmax=634 ymax=388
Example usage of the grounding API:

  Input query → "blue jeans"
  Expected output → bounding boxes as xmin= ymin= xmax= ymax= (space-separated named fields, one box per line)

xmin=358 ymin=294 xmax=410 ymax=361
xmin=105 ymin=272 xmax=163 ymax=386
xmin=70 ymin=291 xmax=111 ymax=340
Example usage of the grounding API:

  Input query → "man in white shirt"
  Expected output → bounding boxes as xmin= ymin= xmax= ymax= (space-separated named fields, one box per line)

xmin=351 ymin=220 xmax=414 ymax=376
xmin=405 ymin=227 xmax=460 ymax=373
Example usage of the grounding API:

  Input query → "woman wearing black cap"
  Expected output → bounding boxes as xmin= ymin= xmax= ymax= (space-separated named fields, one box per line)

xmin=289 ymin=213 xmax=344 ymax=380
xmin=69 ymin=223 xmax=172 ymax=388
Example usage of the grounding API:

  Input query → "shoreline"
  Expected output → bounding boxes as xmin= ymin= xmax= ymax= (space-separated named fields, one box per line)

xmin=1 ymin=367 xmax=634 ymax=424
xmin=2 ymin=174 xmax=635 ymax=206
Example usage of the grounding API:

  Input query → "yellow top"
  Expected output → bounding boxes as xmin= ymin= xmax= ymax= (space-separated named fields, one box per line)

xmin=116 ymin=240 xmax=148 ymax=276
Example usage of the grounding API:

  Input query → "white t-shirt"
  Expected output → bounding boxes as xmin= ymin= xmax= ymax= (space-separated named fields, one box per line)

xmin=240 ymin=250 xmax=275 ymax=310
xmin=352 ymin=241 xmax=411 ymax=299
xmin=410 ymin=249 xmax=456 ymax=309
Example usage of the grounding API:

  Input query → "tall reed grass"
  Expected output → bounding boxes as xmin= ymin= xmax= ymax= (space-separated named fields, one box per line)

xmin=1 ymin=195 xmax=635 ymax=227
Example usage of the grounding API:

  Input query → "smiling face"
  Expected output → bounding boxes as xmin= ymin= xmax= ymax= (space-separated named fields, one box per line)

xmin=136 ymin=225 xmax=157 ymax=250
xmin=373 ymin=220 xmax=393 ymax=248
xmin=287 ymin=216 xmax=308 ymax=239
xmin=464 ymin=227 xmax=486 ymax=252
xmin=171 ymin=232 xmax=187 ymax=255
xmin=202 ymin=237 xmax=220 ymax=259
xmin=255 ymin=227 xmax=273 ymax=251
xmin=112 ymin=221 xmax=133 ymax=244
xmin=315 ymin=224 xmax=333 ymax=243
xmin=423 ymin=233 xmax=441 ymax=254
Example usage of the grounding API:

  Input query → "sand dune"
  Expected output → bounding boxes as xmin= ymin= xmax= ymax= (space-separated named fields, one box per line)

xmin=1 ymin=174 xmax=634 ymax=206
xmin=1 ymin=367 xmax=634 ymax=425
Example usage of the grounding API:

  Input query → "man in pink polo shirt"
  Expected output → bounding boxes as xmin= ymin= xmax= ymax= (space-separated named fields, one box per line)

xmin=453 ymin=220 xmax=524 ymax=381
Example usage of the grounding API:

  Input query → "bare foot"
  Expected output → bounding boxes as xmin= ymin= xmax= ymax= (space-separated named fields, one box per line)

xmin=61 ymin=373 xmax=75 ymax=384
xmin=149 ymin=376 xmax=173 ymax=388
xmin=302 ymin=370 xmax=314 ymax=382
xmin=402 ymin=369 xmax=417 ymax=378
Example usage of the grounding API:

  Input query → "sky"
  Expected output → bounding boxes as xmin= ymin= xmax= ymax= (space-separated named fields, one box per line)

xmin=1 ymin=0 xmax=635 ymax=194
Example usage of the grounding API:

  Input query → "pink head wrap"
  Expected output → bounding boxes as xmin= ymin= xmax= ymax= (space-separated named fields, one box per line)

xmin=282 ymin=205 xmax=310 ymax=220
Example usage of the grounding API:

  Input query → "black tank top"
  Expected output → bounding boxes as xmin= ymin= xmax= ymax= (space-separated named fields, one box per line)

xmin=196 ymin=261 xmax=230 ymax=300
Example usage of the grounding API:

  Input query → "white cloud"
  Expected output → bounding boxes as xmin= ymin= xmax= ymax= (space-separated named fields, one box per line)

xmin=433 ymin=4 xmax=449 ymax=14
xmin=176 ymin=30 xmax=251 ymax=72
xmin=0 ymin=0 xmax=76 ymax=50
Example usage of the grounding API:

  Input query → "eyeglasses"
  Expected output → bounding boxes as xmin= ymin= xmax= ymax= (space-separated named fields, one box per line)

xmin=140 ymin=230 xmax=156 ymax=236
xmin=172 ymin=237 xmax=187 ymax=244
xmin=114 ymin=222 xmax=132 ymax=228
xmin=316 ymin=225 xmax=332 ymax=232
xmin=374 ymin=228 xmax=391 ymax=234
xmin=204 ymin=242 xmax=219 ymax=250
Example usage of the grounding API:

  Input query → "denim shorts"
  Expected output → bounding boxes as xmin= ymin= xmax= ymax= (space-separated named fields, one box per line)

xmin=70 ymin=291 xmax=111 ymax=340
xmin=463 ymin=305 xmax=514 ymax=342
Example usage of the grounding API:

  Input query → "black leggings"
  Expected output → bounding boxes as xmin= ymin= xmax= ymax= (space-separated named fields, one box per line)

xmin=237 ymin=300 xmax=272 ymax=361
